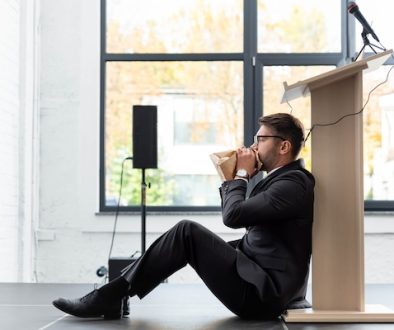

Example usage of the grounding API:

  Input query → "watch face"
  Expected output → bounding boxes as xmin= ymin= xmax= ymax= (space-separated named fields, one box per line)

xmin=236 ymin=169 xmax=248 ymax=177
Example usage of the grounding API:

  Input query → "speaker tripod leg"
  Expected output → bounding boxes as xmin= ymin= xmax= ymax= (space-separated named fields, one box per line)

xmin=122 ymin=296 xmax=130 ymax=317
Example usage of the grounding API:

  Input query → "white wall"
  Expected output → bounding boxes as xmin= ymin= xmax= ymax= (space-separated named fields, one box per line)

xmin=0 ymin=0 xmax=20 ymax=281
xmin=37 ymin=0 xmax=102 ymax=282
xmin=31 ymin=0 xmax=394 ymax=285
xmin=0 ymin=0 xmax=40 ymax=282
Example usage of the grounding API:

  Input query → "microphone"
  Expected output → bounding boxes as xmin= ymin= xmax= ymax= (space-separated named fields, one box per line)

xmin=347 ymin=2 xmax=379 ymax=42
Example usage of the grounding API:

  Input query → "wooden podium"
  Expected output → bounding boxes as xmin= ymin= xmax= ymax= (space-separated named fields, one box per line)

xmin=281 ymin=50 xmax=394 ymax=323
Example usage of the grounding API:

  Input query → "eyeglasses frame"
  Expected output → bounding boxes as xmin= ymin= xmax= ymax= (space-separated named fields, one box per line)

xmin=254 ymin=135 xmax=286 ymax=144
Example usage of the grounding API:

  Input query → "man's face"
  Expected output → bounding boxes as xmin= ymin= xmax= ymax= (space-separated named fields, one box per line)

xmin=252 ymin=125 xmax=283 ymax=172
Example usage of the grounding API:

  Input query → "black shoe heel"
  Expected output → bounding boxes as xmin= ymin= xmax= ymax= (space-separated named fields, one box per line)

xmin=103 ymin=311 xmax=122 ymax=320
xmin=103 ymin=299 xmax=123 ymax=320
xmin=122 ymin=296 xmax=130 ymax=317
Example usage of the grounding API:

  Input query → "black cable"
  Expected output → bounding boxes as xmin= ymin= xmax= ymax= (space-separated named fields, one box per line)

xmin=108 ymin=156 xmax=133 ymax=261
xmin=304 ymin=59 xmax=394 ymax=145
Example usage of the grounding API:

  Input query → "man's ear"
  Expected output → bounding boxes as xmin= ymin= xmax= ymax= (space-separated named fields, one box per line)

xmin=279 ymin=140 xmax=292 ymax=155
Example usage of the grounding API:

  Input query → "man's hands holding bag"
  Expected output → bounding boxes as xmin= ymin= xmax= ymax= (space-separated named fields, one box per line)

xmin=235 ymin=147 xmax=262 ymax=180
xmin=210 ymin=147 xmax=263 ymax=182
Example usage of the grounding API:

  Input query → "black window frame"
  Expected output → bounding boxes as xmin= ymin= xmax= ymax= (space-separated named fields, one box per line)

xmin=99 ymin=0 xmax=394 ymax=212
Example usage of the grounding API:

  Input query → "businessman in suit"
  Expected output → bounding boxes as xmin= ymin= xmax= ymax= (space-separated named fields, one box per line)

xmin=53 ymin=112 xmax=315 ymax=320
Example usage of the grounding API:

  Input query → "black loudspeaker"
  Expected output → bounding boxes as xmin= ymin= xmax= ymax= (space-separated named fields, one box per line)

xmin=108 ymin=257 xmax=137 ymax=281
xmin=108 ymin=257 xmax=137 ymax=317
xmin=108 ymin=256 xmax=168 ymax=284
xmin=132 ymin=105 xmax=158 ymax=169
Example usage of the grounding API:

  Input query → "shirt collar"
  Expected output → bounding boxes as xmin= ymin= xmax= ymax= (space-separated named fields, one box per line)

xmin=266 ymin=166 xmax=283 ymax=177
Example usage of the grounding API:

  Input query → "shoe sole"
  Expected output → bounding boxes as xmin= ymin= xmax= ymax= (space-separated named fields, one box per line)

xmin=53 ymin=301 xmax=122 ymax=319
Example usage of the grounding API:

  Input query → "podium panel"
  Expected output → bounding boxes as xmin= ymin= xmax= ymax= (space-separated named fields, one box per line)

xmin=311 ymin=72 xmax=364 ymax=311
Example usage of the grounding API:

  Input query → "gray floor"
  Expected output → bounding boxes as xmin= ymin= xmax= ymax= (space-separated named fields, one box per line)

xmin=1 ymin=283 xmax=394 ymax=330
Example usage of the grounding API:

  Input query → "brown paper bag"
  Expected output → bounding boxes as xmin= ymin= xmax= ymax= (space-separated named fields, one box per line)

xmin=210 ymin=149 xmax=263 ymax=182
xmin=209 ymin=150 xmax=237 ymax=182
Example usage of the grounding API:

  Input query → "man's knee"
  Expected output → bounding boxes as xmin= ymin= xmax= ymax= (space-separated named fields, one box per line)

xmin=177 ymin=219 xmax=198 ymax=230
xmin=175 ymin=219 xmax=205 ymax=235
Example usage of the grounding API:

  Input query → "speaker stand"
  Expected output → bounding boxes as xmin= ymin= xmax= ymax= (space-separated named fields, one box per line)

xmin=141 ymin=168 xmax=147 ymax=254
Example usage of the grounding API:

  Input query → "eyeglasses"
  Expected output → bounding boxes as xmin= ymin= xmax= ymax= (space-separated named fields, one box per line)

xmin=254 ymin=135 xmax=286 ymax=144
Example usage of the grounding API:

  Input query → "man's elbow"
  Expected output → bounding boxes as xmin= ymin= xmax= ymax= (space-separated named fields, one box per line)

xmin=222 ymin=212 xmax=243 ymax=229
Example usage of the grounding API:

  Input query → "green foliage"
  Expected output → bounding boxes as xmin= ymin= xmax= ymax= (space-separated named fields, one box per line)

xmin=107 ymin=150 xmax=175 ymax=206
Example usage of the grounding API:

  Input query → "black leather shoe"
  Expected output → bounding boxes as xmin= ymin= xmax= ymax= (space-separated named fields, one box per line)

xmin=52 ymin=289 xmax=123 ymax=319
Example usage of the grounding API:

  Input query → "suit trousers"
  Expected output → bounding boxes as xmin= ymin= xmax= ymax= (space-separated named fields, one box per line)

xmin=121 ymin=220 xmax=272 ymax=319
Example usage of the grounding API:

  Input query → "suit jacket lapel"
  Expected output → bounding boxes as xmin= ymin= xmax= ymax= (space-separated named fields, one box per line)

xmin=249 ymin=159 xmax=304 ymax=197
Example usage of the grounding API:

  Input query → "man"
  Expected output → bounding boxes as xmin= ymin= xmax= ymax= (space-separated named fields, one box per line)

xmin=53 ymin=112 xmax=315 ymax=320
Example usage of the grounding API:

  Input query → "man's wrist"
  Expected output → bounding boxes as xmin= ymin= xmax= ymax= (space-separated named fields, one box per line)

xmin=234 ymin=176 xmax=248 ymax=183
xmin=235 ymin=168 xmax=249 ymax=183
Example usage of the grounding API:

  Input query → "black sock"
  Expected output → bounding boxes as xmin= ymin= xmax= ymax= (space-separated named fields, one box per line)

xmin=98 ymin=276 xmax=130 ymax=300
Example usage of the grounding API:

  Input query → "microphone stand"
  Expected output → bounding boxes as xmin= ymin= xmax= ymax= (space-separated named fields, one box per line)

xmin=353 ymin=28 xmax=386 ymax=62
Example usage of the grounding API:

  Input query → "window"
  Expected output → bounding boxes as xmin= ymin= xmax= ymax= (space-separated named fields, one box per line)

xmin=257 ymin=0 xmax=341 ymax=53
xmin=352 ymin=0 xmax=394 ymax=210
xmin=101 ymin=0 xmax=394 ymax=211
xmin=106 ymin=0 xmax=243 ymax=54
xmin=263 ymin=66 xmax=336 ymax=169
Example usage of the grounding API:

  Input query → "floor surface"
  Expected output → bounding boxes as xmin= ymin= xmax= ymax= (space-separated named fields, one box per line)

xmin=1 ymin=283 xmax=394 ymax=330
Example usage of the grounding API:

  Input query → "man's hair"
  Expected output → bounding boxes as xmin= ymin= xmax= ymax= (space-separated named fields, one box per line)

xmin=258 ymin=113 xmax=305 ymax=157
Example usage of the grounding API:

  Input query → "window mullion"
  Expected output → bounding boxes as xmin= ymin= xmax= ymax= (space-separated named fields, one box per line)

xmin=243 ymin=0 xmax=258 ymax=146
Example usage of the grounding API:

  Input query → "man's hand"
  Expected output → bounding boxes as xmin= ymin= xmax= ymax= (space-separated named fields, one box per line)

xmin=235 ymin=147 xmax=259 ymax=178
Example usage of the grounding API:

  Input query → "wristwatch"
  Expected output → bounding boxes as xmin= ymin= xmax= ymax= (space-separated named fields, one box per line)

xmin=235 ymin=169 xmax=249 ymax=180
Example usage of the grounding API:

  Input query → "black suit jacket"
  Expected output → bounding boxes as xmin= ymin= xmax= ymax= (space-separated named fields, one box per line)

xmin=220 ymin=159 xmax=315 ymax=311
